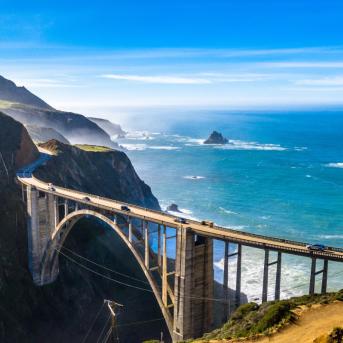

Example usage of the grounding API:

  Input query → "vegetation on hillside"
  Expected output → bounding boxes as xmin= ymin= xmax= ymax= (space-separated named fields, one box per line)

xmin=75 ymin=144 xmax=114 ymax=152
xmin=188 ymin=290 xmax=343 ymax=342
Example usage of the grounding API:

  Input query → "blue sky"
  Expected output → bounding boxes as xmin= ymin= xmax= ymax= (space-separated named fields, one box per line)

xmin=1 ymin=1 xmax=343 ymax=115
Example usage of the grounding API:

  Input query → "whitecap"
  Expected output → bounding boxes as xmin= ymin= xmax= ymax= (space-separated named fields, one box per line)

xmin=219 ymin=207 xmax=238 ymax=215
xmin=305 ymin=174 xmax=312 ymax=178
xmin=326 ymin=162 xmax=343 ymax=169
xmin=317 ymin=234 xmax=343 ymax=240
xmin=216 ymin=139 xmax=287 ymax=151
xmin=148 ymin=146 xmax=180 ymax=151
xmin=183 ymin=175 xmax=205 ymax=180
xmin=121 ymin=143 xmax=147 ymax=151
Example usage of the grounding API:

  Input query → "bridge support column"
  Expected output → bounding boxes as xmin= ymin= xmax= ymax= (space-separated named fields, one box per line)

xmin=236 ymin=244 xmax=242 ymax=307
xmin=128 ymin=218 xmax=133 ymax=243
xmin=309 ymin=257 xmax=329 ymax=295
xmin=64 ymin=199 xmax=68 ymax=217
xmin=157 ymin=224 xmax=162 ymax=269
xmin=309 ymin=257 xmax=316 ymax=295
xmin=27 ymin=186 xmax=41 ymax=284
xmin=262 ymin=250 xmax=282 ymax=302
xmin=321 ymin=259 xmax=328 ymax=294
xmin=173 ymin=230 xmax=213 ymax=342
xmin=144 ymin=221 xmax=149 ymax=269
xmin=222 ymin=241 xmax=229 ymax=322
xmin=162 ymin=225 xmax=168 ymax=307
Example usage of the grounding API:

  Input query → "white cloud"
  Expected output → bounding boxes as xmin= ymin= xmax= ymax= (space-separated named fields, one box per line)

xmin=101 ymin=74 xmax=211 ymax=84
xmin=262 ymin=62 xmax=343 ymax=69
xmin=295 ymin=76 xmax=343 ymax=86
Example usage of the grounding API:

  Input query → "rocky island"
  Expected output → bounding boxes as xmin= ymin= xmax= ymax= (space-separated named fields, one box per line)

xmin=204 ymin=130 xmax=228 ymax=144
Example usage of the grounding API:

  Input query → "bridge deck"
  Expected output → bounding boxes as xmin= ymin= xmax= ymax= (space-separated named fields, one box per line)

xmin=18 ymin=176 xmax=343 ymax=262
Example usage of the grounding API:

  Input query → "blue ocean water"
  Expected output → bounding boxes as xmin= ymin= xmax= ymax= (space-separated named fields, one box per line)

xmin=116 ymin=110 xmax=343 ymax=300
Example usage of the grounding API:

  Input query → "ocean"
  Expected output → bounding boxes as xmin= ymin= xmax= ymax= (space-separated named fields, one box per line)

xmin=114 ymin=109 xmax=343 ymax=301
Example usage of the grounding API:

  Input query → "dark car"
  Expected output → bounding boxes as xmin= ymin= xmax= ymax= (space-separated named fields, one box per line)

xmin=83 ymin=196 xmax=91 ymax=202
xmin=175 ymin=217 xmax=188 ymax=224
xmin=121 ymin=205 xmax=130 ymax=212
xmin=306 ymin=244 xmax=326 ymax=251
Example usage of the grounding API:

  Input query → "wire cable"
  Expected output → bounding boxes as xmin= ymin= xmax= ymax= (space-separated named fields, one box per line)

xmin=96 ymin=313 xmax=111 ymax=343
xmin=81 ymin=302 xmax=105 ymax=343
xmin=57 ymin=248 xmax=154 ymax=293
xmin=58 ymin=244 xmax=149 ymax=285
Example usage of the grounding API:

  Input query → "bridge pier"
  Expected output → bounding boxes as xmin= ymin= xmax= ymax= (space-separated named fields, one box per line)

xmin=173 ymin=229 xmax=214 ymax=342
xmin=262 ymin=250 xmax=282 ymax=302
xmin=309 ymin=257 xmax=328 ymax=295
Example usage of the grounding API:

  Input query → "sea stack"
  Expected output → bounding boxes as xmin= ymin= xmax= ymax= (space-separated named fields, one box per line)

xmin=204 ymin=131 xmax=228 ymax=144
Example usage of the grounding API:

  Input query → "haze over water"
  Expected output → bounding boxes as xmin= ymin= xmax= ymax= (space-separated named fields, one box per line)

xmin=116 ymin=109 xmax=343 ymax=301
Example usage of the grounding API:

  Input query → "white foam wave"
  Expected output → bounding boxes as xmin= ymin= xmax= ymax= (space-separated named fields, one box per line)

xmin=125 ymin=131 xmax=155 ymax=140
xmin=183 ymin=175 xmax=205 ymax=180
xmin=214 ymin=248 xmax=308 ymax=301
xmin=121 ymin=143 xmax=147 ymax=151
xmin=219 ymin=207 xmax=238 ymax=215
xmin=318 ymin=234 xmax=343 ymax=239
xmin=326 ymin=162 xmax=343 ymax=169
xmin=217 ymin=140 xmax=287 ymax=151
xmin=149 ymin=146 xmax=180 ymax=151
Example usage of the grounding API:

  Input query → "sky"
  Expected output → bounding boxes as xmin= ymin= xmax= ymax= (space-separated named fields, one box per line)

xmin=1 ymin=0 xmax=343 ymax=116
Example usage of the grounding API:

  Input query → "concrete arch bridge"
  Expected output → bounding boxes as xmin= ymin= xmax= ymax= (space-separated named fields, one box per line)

xmin=18 ymin=176 xmax=343 ymax=342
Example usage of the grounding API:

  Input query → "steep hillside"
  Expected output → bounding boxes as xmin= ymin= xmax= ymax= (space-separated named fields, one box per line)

xmin=36 ymin=140 xmax=159 ymax=209
xmin=25 ymin=125 xmax=70 ymax=144
xmin=88 ymin=117 xmax=126 ymax=137
xmin=0 ymin=75 xmax=52 ymax=110
xmin=2 ymin=102 xmax=118 ymax=148
xmin=0 ymin=113 xmax=165 ymax=342
xmin=0 ymin=75 xmax=120 ymax=148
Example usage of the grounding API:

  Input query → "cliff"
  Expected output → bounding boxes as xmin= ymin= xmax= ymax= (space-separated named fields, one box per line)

xmin=88 ymin=117 xmax=126 ymax=137
xmin=0 ymin=75 xmax=52 ymax=110
xmin=25 ymin=125 xmax=70 ymax=144
xmin=0 ymin=113 xmax=165 ymax=342
xmin=0 ymin=75 xmax=119 ymax=148
xmin=36 ymin=140 xmax=160 ymax=209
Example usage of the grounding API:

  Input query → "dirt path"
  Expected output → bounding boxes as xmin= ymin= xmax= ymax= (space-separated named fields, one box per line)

xmin=198 ymin=302 xmax=343 ymax=343
xmin=245 ymin=302 xmax=343 ymax=343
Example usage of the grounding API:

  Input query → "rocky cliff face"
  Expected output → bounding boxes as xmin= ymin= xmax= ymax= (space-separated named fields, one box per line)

xmin=25 ymin=125 xmax=70 ymax=144
xmin=2 ymin=102 xmax=118 ymax=148
xmin=88 ymin=117 xmax=126 ymax=137
xmin=0 ymin=75 xmax=120 ymax=148
xmin=0 ymin=113 xmax=164 ymax=342
xmin=36 ymin=140 xmax=160 ymax=209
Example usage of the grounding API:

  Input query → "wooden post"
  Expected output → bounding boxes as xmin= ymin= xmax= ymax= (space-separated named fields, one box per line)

xmin=262 ymin=249 xmax=269 ymax=302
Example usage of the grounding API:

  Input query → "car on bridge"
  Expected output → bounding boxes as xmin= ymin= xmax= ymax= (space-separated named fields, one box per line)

xmin=120 ymin=205 xmax=130 ymax=212
xmin=47 ymin=183 xmax=56 ymax=192
xmin=201 ymin=220 xmax=214 ymax=227
xmin=175 ymin=217 xmax=188 ymax=224
xmin=82 ymin=196 xmax=91 ymax=202
xmin=306 ymin=243 xmax=326 ymax=251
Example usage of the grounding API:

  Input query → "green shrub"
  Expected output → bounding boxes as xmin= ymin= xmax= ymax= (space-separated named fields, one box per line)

xmin=252 ymin=301 xmax=292 ymax=334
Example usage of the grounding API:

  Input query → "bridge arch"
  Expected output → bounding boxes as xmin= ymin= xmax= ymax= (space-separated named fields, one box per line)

xmin=40 ymin=209 xmax=173 ymax=334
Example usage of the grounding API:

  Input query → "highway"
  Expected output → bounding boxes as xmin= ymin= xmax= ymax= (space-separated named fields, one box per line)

xmin=18 ymin=175 xmax=343 ymax=262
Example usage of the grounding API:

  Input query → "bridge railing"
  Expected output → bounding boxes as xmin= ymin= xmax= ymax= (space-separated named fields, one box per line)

xmin=21 ymin=176 xmax=343 ymax=256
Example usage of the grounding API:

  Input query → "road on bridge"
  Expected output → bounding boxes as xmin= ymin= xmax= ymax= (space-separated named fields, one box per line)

xmin=18 ymin=176 xmax=343 ymax=262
